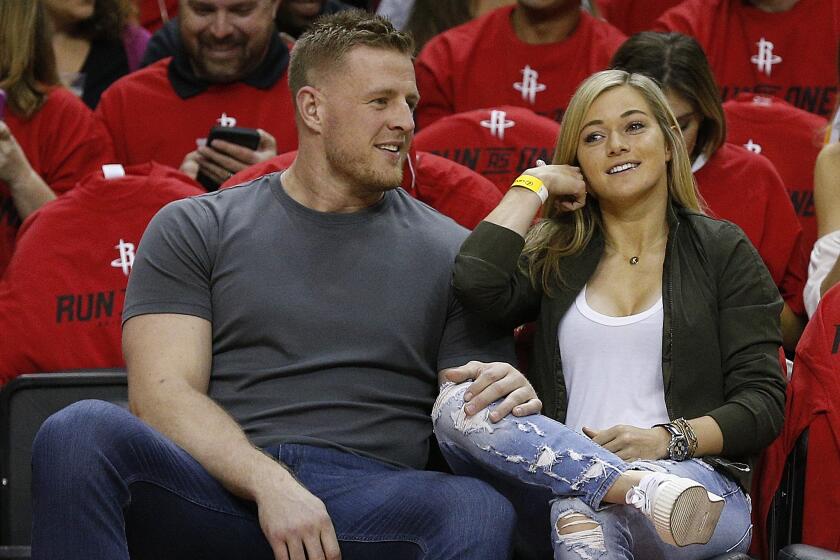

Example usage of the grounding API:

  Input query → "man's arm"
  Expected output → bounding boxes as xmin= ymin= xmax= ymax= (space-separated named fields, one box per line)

xmin=124 ymin=313 xmax=340 ymax=560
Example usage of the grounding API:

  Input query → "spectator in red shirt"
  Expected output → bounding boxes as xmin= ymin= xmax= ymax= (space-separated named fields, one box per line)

xmin=612 ymin=32 xmax=808 ymax=350
xmin=0 ymin=0 xmax=114 ymax=276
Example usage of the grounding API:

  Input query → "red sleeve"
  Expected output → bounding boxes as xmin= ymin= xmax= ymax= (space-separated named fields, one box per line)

xmin=33 ymin=89 xmax=115 ymax=195
xmin=757 ymin=161 xmax=807 ymax=315
xmin=415 ymin=37 xmax=458 ymax=130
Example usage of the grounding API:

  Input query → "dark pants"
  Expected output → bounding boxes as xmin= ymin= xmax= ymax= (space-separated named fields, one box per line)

xmin=30 ymin=400 xmax=516 ymax=559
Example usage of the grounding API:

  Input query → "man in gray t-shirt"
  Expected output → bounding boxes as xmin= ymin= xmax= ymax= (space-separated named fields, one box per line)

xmin=30 ymin=10 xmax=543 ymax=560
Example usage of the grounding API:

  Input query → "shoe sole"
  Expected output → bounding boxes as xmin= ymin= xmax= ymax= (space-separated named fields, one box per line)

xmin=653 ymin=480 xmax=725 ymax=547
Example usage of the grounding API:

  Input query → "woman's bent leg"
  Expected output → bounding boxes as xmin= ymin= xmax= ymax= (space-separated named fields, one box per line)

xmin=433 ymin=382 xmax=628 ymax=510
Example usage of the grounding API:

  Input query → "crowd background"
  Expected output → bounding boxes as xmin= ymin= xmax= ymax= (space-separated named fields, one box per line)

xmin=0 ymin=0 xmax=838 ymax=555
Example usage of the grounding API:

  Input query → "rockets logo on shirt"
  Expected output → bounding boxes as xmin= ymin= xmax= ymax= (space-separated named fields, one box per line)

xmin=480 ymin=110 xmax=516 ymax=140
xmin=744 ymin=139 xmax=762 ymax=154
xmin=751 ymin=38 xmax=782 ymax=77
xmin=110 ymin=239 xmax=136 ymax=276
xmin=217 ymin=112 xmax=237 ymax=127
xmin=513 ymin=66 xmax=546 ymax=105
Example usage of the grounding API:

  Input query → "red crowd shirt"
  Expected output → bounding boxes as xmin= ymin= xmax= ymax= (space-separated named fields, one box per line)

xmin=137 ymin=0 xmax=179 ymax=33
xmin=96 ymin=58 xmax=298 ymax=171
xmin=0 ymin=163 xmax=203 ymax=385
xmin=751 ymin=284 xmax=840 ymax=557
xmin=415 ymin=6 xmax=626 ymax=129
xmin=696 ymin=143 xmax=807 ymax=313
xmin=413 ymin=106 xmax=560 ymax=194
xmin=655 ymin=0 xmax=840 ymax=118
xmin=595 ymin=0 xmax=682 ymax=36
xmin=724 ymin=93 xmax=827 ymax=253
xmin=223 ymin=149 xmax=502 ymax=230
xmin=1 ymin=87 xmax=115 ymax=277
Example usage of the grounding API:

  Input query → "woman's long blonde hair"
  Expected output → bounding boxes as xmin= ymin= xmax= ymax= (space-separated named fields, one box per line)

xmin=523 ymin=69 xmax=703 ymax=293
xmin=0 ymin=0 xmax=58 ymax=118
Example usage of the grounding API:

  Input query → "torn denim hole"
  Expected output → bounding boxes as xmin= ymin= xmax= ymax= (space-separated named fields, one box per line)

xmin=516 ymin=421 xmax=546 ymax=436
xmin=569 ymin=456 xmax=622 ymax=491
xmin=432 ymin=381 xmax=463 ymax=423
xmin=555 ymin=510 xmax=606 ymax=560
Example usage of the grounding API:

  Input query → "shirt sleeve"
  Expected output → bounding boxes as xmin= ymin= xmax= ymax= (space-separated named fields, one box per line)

xmin=122 ymin=196 xmax=216 ymax=323
xmin=415 ymin=38 xmax=458 ymax=130
xmin=37 ymin=90 xmax=115 ymax=194
xmin=453 ymin=221 xmax=542 ymax=330
xmin=707 ymin=222 xmax=787 ymax=457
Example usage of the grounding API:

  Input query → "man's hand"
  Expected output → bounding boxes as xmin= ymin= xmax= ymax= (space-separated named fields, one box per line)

xmin=582 ymin=425 xmax=670 ymax=461
xmin=441 ymin=361 xmax=541 ymax=422
xmin=256 ymin=475 xmax=341 ymax=560
xmin=179 ymin=129 xmax=278 ymax=184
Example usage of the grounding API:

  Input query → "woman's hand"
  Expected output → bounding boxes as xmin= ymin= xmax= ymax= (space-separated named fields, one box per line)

xmin=583 ymin=424 xmax=670 ymax=461
xmin=0 ymin=121 xmax=35 ymax=186
xmin=523 ymin=160 xmax=587 ymax=212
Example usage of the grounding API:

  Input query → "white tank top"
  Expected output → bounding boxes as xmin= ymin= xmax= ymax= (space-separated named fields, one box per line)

xmin=558 ymin=285 xmax=670 ymax=433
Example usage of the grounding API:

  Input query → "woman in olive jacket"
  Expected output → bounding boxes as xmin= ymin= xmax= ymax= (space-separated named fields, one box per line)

xmin=433 ymin=69 xmax=785 ymax=560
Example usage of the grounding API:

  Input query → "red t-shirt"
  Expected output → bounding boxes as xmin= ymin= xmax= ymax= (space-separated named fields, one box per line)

xmin=223 ymin=149 xmax=502 ymax=230
xmin=0 ymin=163 xmax=203 ymax=385
xmin=415 ymin=6 xmax=626 ymax=128
xmin=137 ymin=0 xmax=179 ymax=32
xmin=1 ymin=87 xmax=115 ymax=277
xmin=655 ymin=0 xmax=840 ymax=118
xmin=696 ymin=142 xmax=807 ymax=313
xmin=413 ymin=106 xmax=560 ymax=194
xmin=750 ymin=284 xmax=840 ymax=557
xmin=96 ymin=58 xmax=298 ymax=170
xmin=595 ymin=0 xmax=683 ymax=35
xmin=723 ymin=93 xmax=827 ymax=253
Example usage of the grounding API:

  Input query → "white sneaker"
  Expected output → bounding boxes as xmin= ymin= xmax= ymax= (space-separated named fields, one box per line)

xmin=626 ymin=472 xmax=725 ymax=547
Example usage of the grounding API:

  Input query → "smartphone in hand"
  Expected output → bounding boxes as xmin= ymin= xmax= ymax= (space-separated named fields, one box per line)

xmin=196 ymin=126 xmax=261 ymax=191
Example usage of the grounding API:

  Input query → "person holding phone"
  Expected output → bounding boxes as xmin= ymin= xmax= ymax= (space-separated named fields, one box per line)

xmin=442 ymin=69 xmax=785 ymax=558
xmin=0 ymin=0 xmax=114 ymax=276
xmin=96 ymin=0 xmax=297 ymax=189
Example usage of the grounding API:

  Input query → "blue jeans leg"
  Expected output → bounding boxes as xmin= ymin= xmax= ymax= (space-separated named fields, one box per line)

xmin=433 ymin=382 xmax=628 ymax=510
xmin=432 ymin=383 xmax=752 ymax=560
xmin=551 ymin=460 xmax=752 ymax=560
xmin=31 ymin=399 xmax=516 ymax=560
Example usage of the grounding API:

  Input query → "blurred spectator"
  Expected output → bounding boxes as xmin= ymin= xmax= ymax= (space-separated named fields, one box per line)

xmin=751 ymin=282 xmax=840 ymax=557
xmin=612 ymin=32 xmax=808 ymax=350
xmin=724 ymin=93 xmax=827 ymax=254
xmin=415 ymin=0 xmax=625 ymax=128
xmin=44 ymin=0 xmax=151 ymax=109
xmin=97 ymin=0 xmax=297 ymax=188
xmin=136 ymin=0 xmax=178 ymax=32
xmin=223 ymin=147 xmax=503 ymax=229
xmin=594 ymin=0 xmax=681 ymax=35
xmin=403 ymin=0 xmax=515 ymax=53
xmin=413 ymin=106 xmax=559 ymax=193
xmin=0 ymin=163 xmax=202 ymax=385
xmin=804 ymin=141 xmax=840 ymax=317
xmin=0 ymin=0 xmax=115 ymax=277
xmin=142 ymin=0 xmax=354 ymax=66
xmin=655 ymin=0 xmax=840 ymax=118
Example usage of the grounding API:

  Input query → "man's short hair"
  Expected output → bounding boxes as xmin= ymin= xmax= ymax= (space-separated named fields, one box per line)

xmin=289 ymin=10 xmax=414 ymax=96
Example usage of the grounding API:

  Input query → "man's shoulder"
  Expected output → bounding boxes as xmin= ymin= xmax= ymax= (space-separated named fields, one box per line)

xmin=420 ymin=6 xmax=512 ymax=56
xmin=99 ymin=58 xmax=173 ymax=104
xmin=389 ymin=188 xmax=469 ymax=239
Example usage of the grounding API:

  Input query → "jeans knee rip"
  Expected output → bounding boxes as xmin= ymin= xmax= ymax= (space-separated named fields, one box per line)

xmin=555 ymin=510 xmax=607 ymax=560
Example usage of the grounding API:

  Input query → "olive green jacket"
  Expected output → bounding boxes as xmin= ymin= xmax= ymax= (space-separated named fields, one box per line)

xmin=453 ymin=205 xmax=786 ymax=488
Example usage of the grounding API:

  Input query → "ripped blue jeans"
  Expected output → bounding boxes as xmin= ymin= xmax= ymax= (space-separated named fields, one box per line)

xmin=433 ymin=382 xmax=752 ymax=560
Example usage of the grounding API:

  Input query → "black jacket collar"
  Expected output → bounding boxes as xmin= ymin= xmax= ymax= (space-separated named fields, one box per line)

xmin=168 ymin=30 xmax=289 ymax=99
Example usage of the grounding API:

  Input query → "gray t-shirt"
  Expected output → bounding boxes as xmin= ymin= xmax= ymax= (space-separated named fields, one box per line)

xmin=123 ymin=173 xmax=513 ymax=469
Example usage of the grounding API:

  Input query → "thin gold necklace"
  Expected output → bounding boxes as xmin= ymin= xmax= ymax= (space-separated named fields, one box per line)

xmin=604 ymin=230 xmax=668 ymax=266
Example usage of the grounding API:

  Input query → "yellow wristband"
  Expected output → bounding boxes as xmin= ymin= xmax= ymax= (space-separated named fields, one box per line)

xmin=511 ymin=174 xmax=548 ymax=203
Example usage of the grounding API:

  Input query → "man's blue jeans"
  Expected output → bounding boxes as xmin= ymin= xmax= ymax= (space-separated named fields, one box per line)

xmin=30 ymin=399 xmax=517 ymax=559
xmin=433 ymin=382 xmax=753 ymax=560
